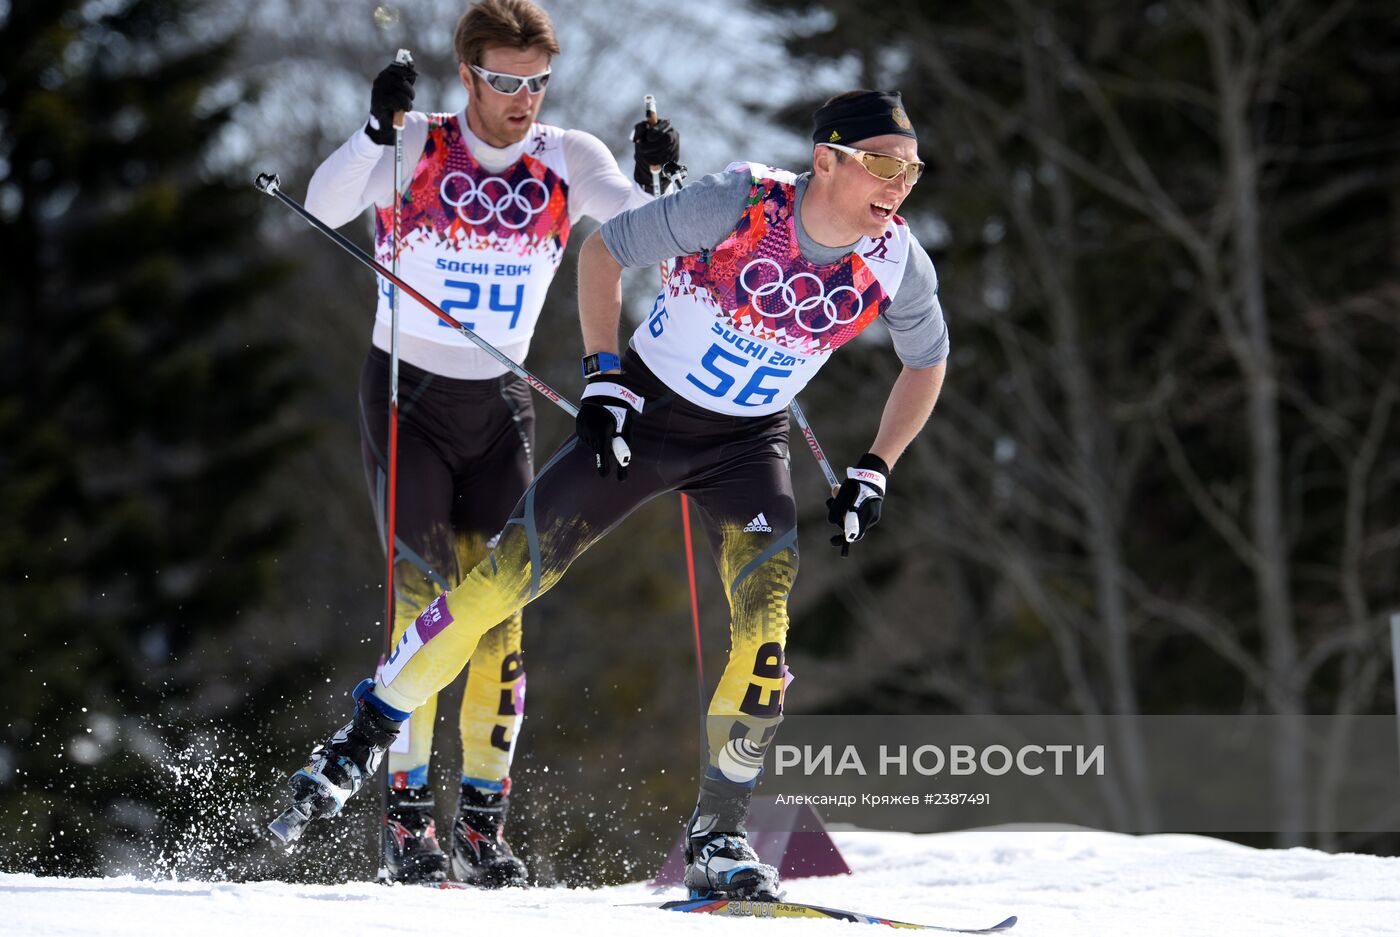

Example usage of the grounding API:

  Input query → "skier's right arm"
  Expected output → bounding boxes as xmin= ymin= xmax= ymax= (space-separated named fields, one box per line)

xmin=305 ymin=61 xmax=428 ymax=228
xmin=575 ymin=170 xmax=750 ymax=480
xmin=574 ymin=232 xmax=640 ymax=479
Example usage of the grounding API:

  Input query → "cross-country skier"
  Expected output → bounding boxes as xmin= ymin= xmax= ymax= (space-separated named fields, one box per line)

xmin=302 ymin=0 xmax=682 ymax=886
xmin=280 ymin=89 xmax=944 ymax=900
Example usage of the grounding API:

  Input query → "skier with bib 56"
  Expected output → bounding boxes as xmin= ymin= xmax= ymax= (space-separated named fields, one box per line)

xmin=280 ymin=89 xmax=945 ymax=901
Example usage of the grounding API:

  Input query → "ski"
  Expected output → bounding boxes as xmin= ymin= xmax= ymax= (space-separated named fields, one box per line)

xmin=402 ymin=880 xmax=469 ymax=890
xmin=375 ymin=871 xmax=469 ymax=890
xmin=658 ymin=897 xmax=1017 ymax=932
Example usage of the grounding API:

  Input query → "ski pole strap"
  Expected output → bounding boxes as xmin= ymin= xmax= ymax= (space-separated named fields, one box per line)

xmin=581 ymin=380 xmax=646 ymax=413
xmin=846 ymin=465 xmax=887 ymax=497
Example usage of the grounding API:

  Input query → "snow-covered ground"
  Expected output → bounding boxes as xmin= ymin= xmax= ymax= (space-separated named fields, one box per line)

xmin=2 ymin=829 xmax=1395 ymax=936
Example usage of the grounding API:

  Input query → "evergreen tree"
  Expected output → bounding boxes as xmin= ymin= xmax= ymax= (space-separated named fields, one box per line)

xmin=0 ymin=0 xmax=309 ymax=874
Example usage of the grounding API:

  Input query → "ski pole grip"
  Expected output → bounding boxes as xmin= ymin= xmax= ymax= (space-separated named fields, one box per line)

xmin=844 ymin=512 xmax=859 ymax=543
xmin=393 ymin=48 xmax=414 ymax=131
xmin=612 ymin=437 xmax=632 ymax=469
xmin=643 ymin=94 xmax=662 ymax=176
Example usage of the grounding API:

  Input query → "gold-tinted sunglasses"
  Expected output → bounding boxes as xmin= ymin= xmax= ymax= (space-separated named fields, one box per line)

xmin=820 ymin=142 xmax=924 ymax=186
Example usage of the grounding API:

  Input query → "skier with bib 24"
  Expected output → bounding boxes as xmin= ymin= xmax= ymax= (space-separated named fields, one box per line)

xmin=303 ymin=0 xmax=682 ymax=887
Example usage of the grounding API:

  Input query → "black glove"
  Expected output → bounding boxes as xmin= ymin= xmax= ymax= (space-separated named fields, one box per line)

xmin=365 ymin=59 xmax=417 ymax=145
xmin=575 ymin=376 xmax=646 ymax=481
xmin=631 ymin=118 xmax=685 ymax=194
xmin=826 ymin=453 xmax=889 ymax=554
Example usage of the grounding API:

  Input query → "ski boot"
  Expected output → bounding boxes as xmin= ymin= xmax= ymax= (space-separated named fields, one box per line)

xmin=449 ymin=783 xmax=528 ymax=887
xmin=683 ymin=782 xmax=780 ymax=900
xmin=684 ymin=829 xmax=780 ymax=900
xmin=268 ymin=680 xmax=404 ymax=844
xmin=380 ymin=785 xmax=450 ymax=884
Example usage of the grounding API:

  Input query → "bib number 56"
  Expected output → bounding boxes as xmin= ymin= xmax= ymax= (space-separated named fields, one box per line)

xmin=686 ymin=343 xmax=791 ymax=409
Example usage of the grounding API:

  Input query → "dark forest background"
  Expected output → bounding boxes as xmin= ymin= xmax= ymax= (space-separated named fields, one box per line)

xmin=2 ymin=0 xmax=1398 ymax=883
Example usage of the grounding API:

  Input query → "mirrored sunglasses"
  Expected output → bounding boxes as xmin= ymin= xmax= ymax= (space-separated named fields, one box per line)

xmin=821 ymin=142 xmax=924 ymax=186
xmin=470 ymin=64 xmax=552 ymax=95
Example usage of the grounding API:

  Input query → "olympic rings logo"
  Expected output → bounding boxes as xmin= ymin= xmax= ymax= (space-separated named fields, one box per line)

xmin=739 ymin=258 xmax=863 ymax=333
xmin=439 ymin=172 xmax=549 ymax=229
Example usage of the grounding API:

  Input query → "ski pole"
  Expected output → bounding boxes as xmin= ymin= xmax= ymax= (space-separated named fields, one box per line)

xmin=385 ymin=47 xmax=412 ymax=652
xmin=642 ymin=94 xmax=704 ymax=716
xmin=788 ymin=398 xmax=859 ymax=546
xmin=643 ymin=94 xmax=663 ymax=197
xmin=252 ymin=172 xmax=631 ymax=469
xmin=643 ymin=96 xmax=704 ymax=748
xmin=379 ymin=46 xmax=414 ymax=876
xmin=678 ymin=495 xmax=707 ymax=715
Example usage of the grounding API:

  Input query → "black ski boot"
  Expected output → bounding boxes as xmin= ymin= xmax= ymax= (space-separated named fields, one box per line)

xmin=269 ymin=680 xmax=404 ymax=844
xmin=380 ymin=785 xmax=450 ymax=884
xmin=683 ymin=780 xmax=779 ymax=900
xmin=449 ymin=784 xmax=528 ymax=887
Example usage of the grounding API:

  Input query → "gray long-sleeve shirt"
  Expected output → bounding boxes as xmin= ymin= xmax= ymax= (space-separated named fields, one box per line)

xmin=601 ymin=168 xmax=948 ymax=368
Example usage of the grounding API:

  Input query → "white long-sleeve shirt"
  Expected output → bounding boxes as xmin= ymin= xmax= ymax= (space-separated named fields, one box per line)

xmin=307 ymin=111 xmax=651 ymax=378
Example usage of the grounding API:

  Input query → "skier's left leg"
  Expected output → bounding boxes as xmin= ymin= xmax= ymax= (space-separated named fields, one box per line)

xmin=682 ymin=438 xmax=798 ymax=899
xmin=451 ymin=603 xmax=528 ymax=886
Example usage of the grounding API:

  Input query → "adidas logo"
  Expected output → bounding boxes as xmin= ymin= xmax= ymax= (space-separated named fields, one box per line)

xmin=743 ymin=512 xmax=773 ymax=533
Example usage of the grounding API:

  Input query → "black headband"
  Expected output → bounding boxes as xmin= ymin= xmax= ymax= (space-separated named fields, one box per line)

xmin=811 ymin=90 xmax=916 ymax=145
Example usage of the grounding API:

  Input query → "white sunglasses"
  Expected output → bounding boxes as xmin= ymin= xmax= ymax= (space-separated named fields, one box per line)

xmin=469 ymin=64 xmax=552 ymax=95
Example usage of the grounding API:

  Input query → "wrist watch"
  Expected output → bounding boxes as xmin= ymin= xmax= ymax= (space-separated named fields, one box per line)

xmin=581 ymin=352 xmax=622 ymax=379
